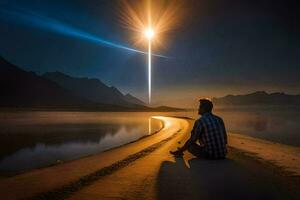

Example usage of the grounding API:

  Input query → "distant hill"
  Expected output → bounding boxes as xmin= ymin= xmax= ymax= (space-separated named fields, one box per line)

xmin=212 ymin=91 xmax=300 ymax=106
xmin=42 ymin=72 xmax=145 ymax=107
xmin=0 ymin=56 xmax=92 ymax=107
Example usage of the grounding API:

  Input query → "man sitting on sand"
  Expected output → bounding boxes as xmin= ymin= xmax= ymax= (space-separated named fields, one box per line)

xmin=170 ymin=99 xmax=227 ymax=159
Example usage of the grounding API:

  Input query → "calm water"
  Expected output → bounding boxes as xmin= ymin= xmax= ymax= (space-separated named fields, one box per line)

xmin=215 ymin=106 xmax=300 ymax=147
xmin=0 ymin=107 xmax=299 ymax=173
xmin=0 ymin=112 xmax=164 ymax=172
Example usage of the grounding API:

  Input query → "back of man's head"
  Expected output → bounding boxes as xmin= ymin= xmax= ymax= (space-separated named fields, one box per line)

xmin=199 ymin=99 xmax=213 ymax=114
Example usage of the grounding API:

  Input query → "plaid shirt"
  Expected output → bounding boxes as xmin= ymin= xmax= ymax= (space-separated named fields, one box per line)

xmin=190 ymin=112 xmax=227 ymax=158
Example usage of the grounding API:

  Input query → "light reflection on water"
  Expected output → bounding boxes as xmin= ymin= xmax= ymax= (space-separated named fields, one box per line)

xmin=0 ymin=112 xmax=164 ymax=172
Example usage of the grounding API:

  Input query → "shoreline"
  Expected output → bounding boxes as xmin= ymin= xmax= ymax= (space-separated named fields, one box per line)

xmin=0 ymin=123 xmax=165 ymax=179
xmin=0 ymin=117 xmax=299 ymax=200
xmin=228 ymin=132 xmax=300 ymax=176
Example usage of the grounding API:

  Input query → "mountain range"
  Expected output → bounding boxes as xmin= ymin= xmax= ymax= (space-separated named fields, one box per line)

xmin=0 ymin=56 xmax=153 ymax=110
xmin=42 ymin=71 xmax=145 ymax=107
xmin=212 ymin=91 xmax=300 ymax=106
xmin=5 ymin=56 xmax=297 ymax=109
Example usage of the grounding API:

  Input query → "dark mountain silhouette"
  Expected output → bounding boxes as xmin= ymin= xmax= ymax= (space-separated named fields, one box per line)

xmin=42 ymin=72 xmax=145 ymax=107
xmin=0 ymin=56 xmax=182 ymax=111
xmin=212 ymin=91 xmax=300 ymax=106
xmin=0 ymin=56 xmax=92 ymax=107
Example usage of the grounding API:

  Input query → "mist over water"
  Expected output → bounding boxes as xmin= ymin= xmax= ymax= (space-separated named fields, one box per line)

xmin=215 ymin=106 xmax=300 ymax=147
xmin=180 ymin=106 xmax=300 ymax=147
xmin=0 ymin=107 xmax=299 ymax=173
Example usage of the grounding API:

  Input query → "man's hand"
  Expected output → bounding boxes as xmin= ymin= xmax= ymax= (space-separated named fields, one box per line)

xmin=170 ymin=147 xmax=184 ymax=157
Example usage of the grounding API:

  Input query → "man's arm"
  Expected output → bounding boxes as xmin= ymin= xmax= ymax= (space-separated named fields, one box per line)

xmin=178 ymin=119 xmax=203 ymax=152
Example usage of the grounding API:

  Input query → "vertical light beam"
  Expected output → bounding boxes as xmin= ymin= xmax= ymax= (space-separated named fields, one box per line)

xmin=148 ymin=38 xmax=151 ymax=104
xmin=145 ymin=28 xmax=154 ymax=104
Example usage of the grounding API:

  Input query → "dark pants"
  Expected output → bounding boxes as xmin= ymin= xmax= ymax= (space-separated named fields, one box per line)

xmin=187 ymin=143 xmax=207 ymax=158
xmin=187 ymin=143 xmax=226 ymax=159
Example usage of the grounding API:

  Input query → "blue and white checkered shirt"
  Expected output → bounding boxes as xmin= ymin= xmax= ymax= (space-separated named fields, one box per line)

xmin=190 ymin=112 xmax=227 ymax=158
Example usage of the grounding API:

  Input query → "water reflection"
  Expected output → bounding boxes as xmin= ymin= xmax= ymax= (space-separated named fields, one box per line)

xmin=0 ymin=112 xmax=163 ymax=172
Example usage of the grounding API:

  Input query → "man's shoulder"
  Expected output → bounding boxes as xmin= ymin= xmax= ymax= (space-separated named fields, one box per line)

xmin=212 ymin=114 xmax=224 ymax=121
xmin=200 ymin=113 xmax=224 ymax=122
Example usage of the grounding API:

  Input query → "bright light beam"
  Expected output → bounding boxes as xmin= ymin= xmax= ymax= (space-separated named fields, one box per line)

xmin=120 ymin=0 xmax=183 ymax=105
xmin=0 ymin=8 xmax=168 ymax=58
xmin=145 ymin=28 xmax=154 ymax=104
xmin=148 ymin=36 xmax=152 ymax=104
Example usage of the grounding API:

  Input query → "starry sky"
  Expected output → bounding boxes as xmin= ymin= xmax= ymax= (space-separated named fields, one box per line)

xmin=0 ymin=0 xmax=299 ymax=107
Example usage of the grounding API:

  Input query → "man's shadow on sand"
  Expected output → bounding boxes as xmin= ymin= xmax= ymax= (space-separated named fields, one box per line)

xmin=156 ymin=156 xmax=285 ymax=200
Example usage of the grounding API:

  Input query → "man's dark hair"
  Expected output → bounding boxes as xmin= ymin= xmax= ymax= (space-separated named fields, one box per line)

xmin=199 ymin=99 xmax=213 ymax=112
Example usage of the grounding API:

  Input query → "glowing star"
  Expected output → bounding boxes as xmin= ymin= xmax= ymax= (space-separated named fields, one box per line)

xmin=145 ymin=28 xmax=154 ymax=40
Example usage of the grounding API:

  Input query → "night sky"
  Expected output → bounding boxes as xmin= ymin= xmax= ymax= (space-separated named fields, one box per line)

xmin=0 ymin=0 xmax=299 ymax=107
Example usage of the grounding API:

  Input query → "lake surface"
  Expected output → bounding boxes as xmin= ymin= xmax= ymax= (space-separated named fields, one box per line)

xmin=215 ymin=106 xmax=300 ymax=147
xmin=0 ymin=112 xmax=164 ymax=173
xmin=0 ymin=107 xmax=299 ymax=173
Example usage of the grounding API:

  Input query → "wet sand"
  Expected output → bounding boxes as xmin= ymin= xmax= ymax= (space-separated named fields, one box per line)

xmin=0 ymin=117 xmax=299 ymax=200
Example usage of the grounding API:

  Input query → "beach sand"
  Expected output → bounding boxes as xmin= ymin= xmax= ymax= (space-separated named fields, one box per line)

xmin=0 ymin=117 xmax=299 ymax=200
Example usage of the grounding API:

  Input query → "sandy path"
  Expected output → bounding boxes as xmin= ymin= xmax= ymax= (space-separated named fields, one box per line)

xmin=66 ymin=118 xmax=191 ymax=200
xmin=66 ymin=119 xmax=300 ymax=200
